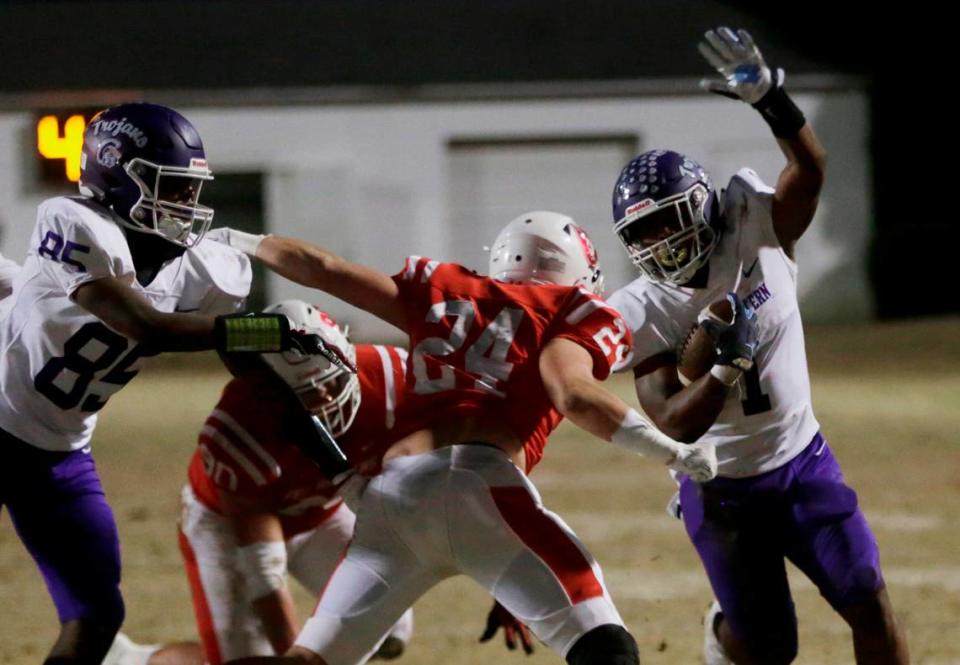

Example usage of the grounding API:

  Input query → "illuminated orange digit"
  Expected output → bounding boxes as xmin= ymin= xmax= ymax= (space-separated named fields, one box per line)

xmin=37 ymin=115 xmax=86 ymax=182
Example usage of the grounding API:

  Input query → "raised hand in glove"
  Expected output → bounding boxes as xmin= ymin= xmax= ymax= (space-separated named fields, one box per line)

xmin=698 ymin=27 xmax=783 ymax=104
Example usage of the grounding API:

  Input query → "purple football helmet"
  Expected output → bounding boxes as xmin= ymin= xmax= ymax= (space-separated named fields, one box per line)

xmin=78 ymin=102 xmax=214 ymax=247
xmin=612 ymin=150 xmax=718 ymax=284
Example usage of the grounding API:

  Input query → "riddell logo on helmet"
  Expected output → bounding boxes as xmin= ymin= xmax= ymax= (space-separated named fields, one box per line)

xmin=92 ymin=117 xmax=148 ymax=148
xmin=625 ymin=200 xmax=654 ymax=216
xmin=190 ymin=158 xmax=208 ymax=169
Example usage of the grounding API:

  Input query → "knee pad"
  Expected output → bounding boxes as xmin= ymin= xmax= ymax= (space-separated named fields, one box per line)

xmin=566 ymin=624 xmax=639 ymax=665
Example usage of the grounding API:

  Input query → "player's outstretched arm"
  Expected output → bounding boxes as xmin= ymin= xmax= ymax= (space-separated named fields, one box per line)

xmin=74 ymin=276 xmax=218 ymax=351
xmin=207 ymin=228 xmax=407 ymax=332
xmin=698 ymin=26 xmax=827 ymax=257
xmin=73 ymin=277 xmax=336 ymax=356
xmin=539 ymin=337 xmax=717 ymax=482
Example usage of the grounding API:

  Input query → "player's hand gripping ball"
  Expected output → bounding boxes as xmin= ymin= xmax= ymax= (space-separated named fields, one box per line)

xmin=677 ymin=297 xmax=734 ymax=382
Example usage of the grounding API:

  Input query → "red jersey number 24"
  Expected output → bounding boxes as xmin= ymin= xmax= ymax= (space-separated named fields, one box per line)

xmin=411 ymin=300 xmax=524 ymax=398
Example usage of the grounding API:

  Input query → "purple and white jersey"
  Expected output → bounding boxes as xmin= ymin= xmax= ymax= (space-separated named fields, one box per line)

xmin=609 ymin=168 xmax=819 ymax=478
xmin=0 ymin=196 xmax=251 ymax=452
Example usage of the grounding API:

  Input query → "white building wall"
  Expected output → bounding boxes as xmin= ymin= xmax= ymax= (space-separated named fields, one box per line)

xmin=0 ymin=91 xmax=870 ymax=340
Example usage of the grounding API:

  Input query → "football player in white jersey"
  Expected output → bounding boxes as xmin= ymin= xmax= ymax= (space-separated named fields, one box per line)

xmin=0 ymin=103 xmax=343 ymax=665
xmin=606 ymin=28 xmax=909 ymax=665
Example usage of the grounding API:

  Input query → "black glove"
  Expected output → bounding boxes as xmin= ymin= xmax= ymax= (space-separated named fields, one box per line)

xmin=478 ymin=601 xmax=535 ymax=655
xmin=700 ymin=293 xmax=758 ymax=371
xmin=286 ymin=329 xmax=357 ymax=374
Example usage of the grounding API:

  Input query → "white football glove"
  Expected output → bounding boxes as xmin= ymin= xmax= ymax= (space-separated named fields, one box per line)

xmin=698 ymin=27 xmax=784 ymax=105
xmin=669 ymin=441 xmax=718 ymax=483
xmin=205 ymin=226 xmax=266 ymax=256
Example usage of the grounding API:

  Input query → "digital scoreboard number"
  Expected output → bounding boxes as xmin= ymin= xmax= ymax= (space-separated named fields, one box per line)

xmin=35 ymin=110 xmax=98 ymax=185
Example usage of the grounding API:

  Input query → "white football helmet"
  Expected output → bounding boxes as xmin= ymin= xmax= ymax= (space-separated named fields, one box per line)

xmin=260 ymin=300 xmax=360 ymax=438
xmin=488 ymin=211 xmax=604 ymax=295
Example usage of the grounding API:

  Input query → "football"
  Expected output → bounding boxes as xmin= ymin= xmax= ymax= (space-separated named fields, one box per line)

xmin=677 ymin=298 xmax=734 ymax=383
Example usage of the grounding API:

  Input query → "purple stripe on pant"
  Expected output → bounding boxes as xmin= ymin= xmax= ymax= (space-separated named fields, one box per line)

xmin=679 ymin=433 xmax=884 ymax=658
xmin=1 ymin=427 xmax=124 ymax=625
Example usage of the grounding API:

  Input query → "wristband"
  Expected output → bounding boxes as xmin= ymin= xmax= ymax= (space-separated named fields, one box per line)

xmin=215 ymin=314 xmax=288 ymax=352
xmin=610 ymin=408 xmax=681 ymax=465
xmin=752 ymin=85 xmax=806 ymax=138
xmin=710 ymin=364 xmax=742 ymax=385
xmin=236 ymin=540 xmax=288 ymax=601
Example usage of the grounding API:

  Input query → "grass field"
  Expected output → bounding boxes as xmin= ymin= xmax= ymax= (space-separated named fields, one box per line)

xmin=2 ymin=319 xmax=959 ymax=664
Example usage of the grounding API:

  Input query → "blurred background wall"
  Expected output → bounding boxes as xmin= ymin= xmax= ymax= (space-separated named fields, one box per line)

xmin=0 ymin=0 xmax=949 ymax=339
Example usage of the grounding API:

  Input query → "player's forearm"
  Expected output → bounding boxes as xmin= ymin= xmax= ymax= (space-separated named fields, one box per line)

xmin=234 ymin=531 xmax=298 ymax=654
xmin=256 ymin=236 xmax=407 ymax=331
xmin=251 ymin=589 xmax=300 ymax=654
xmin=776 ymin=125 xmax=827 ymax=193
xmin=772 ymin=124 xmax=827 ymax=253
xmin=74 ymin=280 xmax=217 ymax=351
xmin=549 ymin=375 xmax=628 ymax=441
xmin=553 ymin=382 xmax=682 ymax=464
xmin=652 ymin=376 xmax=729 ymax=442
xmin=135 ymin=311 xmax=218 ymax=351
xmin=256 ymin=236 xmax=336 ymax=291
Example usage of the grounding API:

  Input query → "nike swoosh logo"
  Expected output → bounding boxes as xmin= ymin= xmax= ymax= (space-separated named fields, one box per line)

xmin=175 ymin=306 xmax=199 ymax=313
xmin=741 ymin=258 xmax=759 ymax=279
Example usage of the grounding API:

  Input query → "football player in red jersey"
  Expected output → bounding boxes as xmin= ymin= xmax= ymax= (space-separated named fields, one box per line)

xmin=180 ymin=300 xmax=412 ymax=664
xmin=210 ymin=211 xmax=718 ymax=665
xmin=104 ymin=301 xmax=412 ymax=665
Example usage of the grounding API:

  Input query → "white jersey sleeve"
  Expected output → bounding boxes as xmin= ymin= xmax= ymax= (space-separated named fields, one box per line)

xmin=177 ymin=236 xmax=252 ymax=315
xmin=611 ymin=169 xmax=819 ymax=478
xmin=32 ymin=197 xmax=136 ymax=295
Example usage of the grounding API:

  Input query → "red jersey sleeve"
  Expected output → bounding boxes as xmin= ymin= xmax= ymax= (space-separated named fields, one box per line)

xmin=549 ymin=288 xmax=634 ymax=381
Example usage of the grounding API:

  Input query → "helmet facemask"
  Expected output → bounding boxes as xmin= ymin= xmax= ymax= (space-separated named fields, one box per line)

xmin=285 ymin=352 xmax=361 ymax=438
xmin=614 ymin=184 xmax=717 ymax=285
xmin=123 ymin=157 xmax=214 ymax=248
xmin=259 ymin=302 xmax=362 ymax=439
